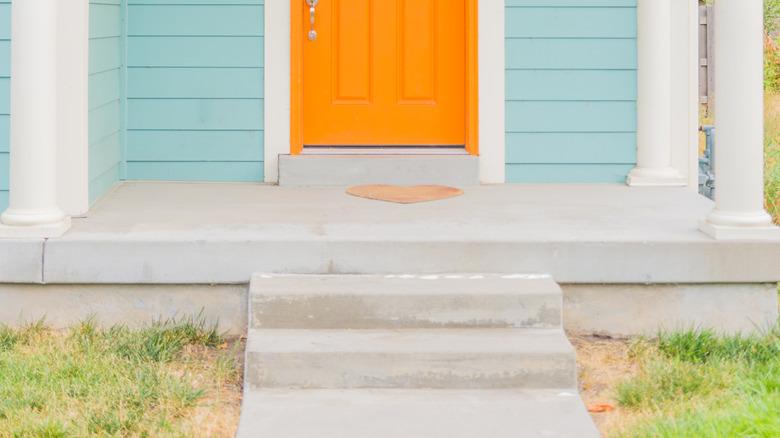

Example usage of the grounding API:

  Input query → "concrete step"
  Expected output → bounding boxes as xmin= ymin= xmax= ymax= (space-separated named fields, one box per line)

xmin=250 ymin=274 xmax=562 ymax=329
xmin=245 ymin=328 xmax=576 ymax=390
xmin=236 ymin=389 xmax=599 ymax=438
xmin=278 ymin=154 xmax=479 ymax=186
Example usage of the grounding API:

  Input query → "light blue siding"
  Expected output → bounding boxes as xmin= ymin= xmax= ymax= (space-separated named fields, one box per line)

xmin=125 ymin=0 xmax=264 ymax=182
xmin=0 ymin=0 xmax=9 ymax=212
xmin=505 ymin=0 xmax=637 ymax=183
xmin=89 ymin=0 xmax=123 ymax=204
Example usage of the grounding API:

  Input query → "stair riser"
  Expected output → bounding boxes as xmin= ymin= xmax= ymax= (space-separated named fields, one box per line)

xmin=252 ymin=294 xmax=561 ymax=329
xmin=247 ymin=352 xmax=576 ymax=390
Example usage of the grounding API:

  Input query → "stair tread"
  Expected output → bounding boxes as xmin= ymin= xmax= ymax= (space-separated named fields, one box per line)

xmin=237 ymin=389 xmax=598 ymax=438
xmin=251 ymin=273 xmax=561 ymax=296
xmin=246 ymin=328 xmax=573 ymax=355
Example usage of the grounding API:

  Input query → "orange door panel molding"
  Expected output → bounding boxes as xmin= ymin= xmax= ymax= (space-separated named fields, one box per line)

xmin=291 ymin=0 xmax=478 ymax=153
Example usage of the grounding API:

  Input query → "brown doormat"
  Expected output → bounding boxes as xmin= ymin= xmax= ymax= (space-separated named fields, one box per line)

xmin=346 ymin=185 xmax=464 ymax=204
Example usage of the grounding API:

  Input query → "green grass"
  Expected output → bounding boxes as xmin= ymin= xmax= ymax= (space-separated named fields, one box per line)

xmin=613 ymin=325 xmax=780 ymax=437
xmin=0 ymin=316 xmax=241 ymax=437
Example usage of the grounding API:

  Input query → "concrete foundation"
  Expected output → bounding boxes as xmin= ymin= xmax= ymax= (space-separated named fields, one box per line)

xmin=0 ymin=284 xmax=248 ymax=335
xmin=0 ymin=282 xmax=775 ymax=337
xmin=563 ymin=283 xmax=779 ymax=337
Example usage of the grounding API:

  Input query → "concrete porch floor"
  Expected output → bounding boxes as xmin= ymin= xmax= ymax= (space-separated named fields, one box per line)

xmin=2 ymin=181 xmax=778 ymax=284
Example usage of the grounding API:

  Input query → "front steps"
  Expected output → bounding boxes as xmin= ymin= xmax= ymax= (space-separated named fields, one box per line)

xmin=237 ymin=274 xmax=598 ymax=437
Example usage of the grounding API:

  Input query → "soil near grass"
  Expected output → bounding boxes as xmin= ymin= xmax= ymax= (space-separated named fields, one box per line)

xmin=569 ymin=333 xmax=641 ymax=437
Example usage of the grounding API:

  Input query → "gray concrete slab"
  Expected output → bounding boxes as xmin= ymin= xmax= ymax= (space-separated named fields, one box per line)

xmin=0 ymin=239 xmax=43 ymax=283
xmin=251 ymin=274 xmax=561 ymax=329
xmin=245 ymin=328 xmax=576 ymax=389
xmin=236 ymin=389 xmax=599 ymax=438
xmin=0 ymin=181 xmax=772 ymax=284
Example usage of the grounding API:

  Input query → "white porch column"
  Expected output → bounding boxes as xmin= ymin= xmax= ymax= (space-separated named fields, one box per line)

xmin=0 ymin=0 xmax=71 ymax=237
xmin=700 ymin=0 xmax=777 ymax=239
xmin=627 ymin=0 xmax=686 ymax=186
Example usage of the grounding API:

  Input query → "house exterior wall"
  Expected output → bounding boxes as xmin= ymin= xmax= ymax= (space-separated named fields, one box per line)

xmin=505 ymin=0 xmax=638 ymax=183
xmin=0 ymin=0 xmax=9 ymax=212
xmin=123 ymin=0 xmax=265 ymax=182
xmin=89 ymin=0 xmax=123 ymax=203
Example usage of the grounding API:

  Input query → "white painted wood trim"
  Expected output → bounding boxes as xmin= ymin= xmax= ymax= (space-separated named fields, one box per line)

xmin=477 ymin=0 xmax=505 ymax=184
xmin=670 ymin=0 xmax=699 ymax=190
xmin=264 ymin=0 xmax=291 ymax=183
xmin=263 ymin=0 xmax=505 ymax=184
xmin=57 ymin=0 xmax=90 ymax=215
xmin=687 ymin=0 xmax=700 ymax=190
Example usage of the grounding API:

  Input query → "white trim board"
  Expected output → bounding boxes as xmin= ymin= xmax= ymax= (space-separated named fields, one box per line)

xmin=263 ymin=0 xmax=506 ymax=184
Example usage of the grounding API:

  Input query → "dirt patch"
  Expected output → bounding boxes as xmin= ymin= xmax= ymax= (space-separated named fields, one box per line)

xmin=568 ymin=333 xmax=641 ymax=436
xmin=177 ymin=337 xmax=246 ymax=437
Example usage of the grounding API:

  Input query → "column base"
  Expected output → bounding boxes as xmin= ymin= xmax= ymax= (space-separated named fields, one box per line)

xmin=626 ymin=167 xmax=687 ymax=187
xmin=0 ymin=217 xmax=72 ymax=238
xmin=699 ymin=220 xmax=780 ymax=240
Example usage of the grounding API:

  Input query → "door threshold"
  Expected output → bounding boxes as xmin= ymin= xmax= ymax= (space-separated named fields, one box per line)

xmin=301 ymin=146 xmax=469 ymax=156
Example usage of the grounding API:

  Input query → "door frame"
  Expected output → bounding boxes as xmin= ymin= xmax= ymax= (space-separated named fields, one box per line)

xmin=289 ymin=0 xmax=479 ymax=155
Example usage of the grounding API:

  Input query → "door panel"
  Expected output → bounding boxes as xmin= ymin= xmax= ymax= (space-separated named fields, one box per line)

xmin=302 ymin=0 xmax=466 ymax=146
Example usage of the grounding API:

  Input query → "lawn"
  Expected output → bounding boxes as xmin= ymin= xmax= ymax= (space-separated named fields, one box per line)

xmin=575 ymin=303 xmax=780 ymax=437
xmin=0 ymin=317 xmax=243 ymax=437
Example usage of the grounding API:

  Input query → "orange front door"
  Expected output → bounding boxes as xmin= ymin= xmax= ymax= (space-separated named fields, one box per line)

xmin=300 ymin=0 xmax=466 ymax=147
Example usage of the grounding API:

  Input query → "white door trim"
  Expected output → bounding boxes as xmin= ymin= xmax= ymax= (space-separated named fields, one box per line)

xmin=263 ymin=0 xmax=506 ymax=184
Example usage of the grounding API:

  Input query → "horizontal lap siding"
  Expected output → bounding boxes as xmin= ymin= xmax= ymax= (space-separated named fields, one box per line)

xmin=89 ymin=0 xmax=123 ymax=204
xmin=505 ymin=0 xmax=637 ymax=183
xmin=0 ymin=1 xmax=9 ymax=211
xmin=125 ymin=1 xmax=264 ymax=182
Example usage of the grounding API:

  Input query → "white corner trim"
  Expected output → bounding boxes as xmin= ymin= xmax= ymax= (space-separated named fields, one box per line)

xmin=264 ymin=0 xmax=505 ymax=184
xmin=264 ymin=0 xmax=291 ymax=183
xmin=57 ymin=0 xmax=90 ymax=215
xmin=477 ymin=0 xmax=505 ymax=184
xmin=670 ymin=0 xmax=700 ymax=191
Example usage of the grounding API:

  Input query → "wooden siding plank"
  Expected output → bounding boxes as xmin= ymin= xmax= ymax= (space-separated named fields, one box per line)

xmin=128 ymin=5 xmax=264 ymax=36
xmin=127 ymin=68 xmax=263 ymax=99
xmin=0 ymin=41 xmax=9 ymax=77
xmin=90 ymin=3 xmax=121 ymax=39
xmin=506 ymin=132 xmax=636 ymax=164
xmin=127 ymin=99 xmax=263 ymax=131
xmin=505 ymin=38 xmax=636 ymax=70
xmin=89 ymin=68 xmax=121 ymax=109
xmin=89 ymin=37 xmax=122 ymax=74
xmin=126 ymin=131 xmax=263 ymax=161
xmin=505 ymin=7 xmax=636 ymax=39
xmin=0 ymin=77 xmax=8 ymax=114
xmin=0 ymin=152 xmax=7 ymax=190
xmin=505 ymin=163 xmax=635 ymax=183
xmin=0 ymin=115 xmax=8 ymax=152
xmin=126 ymin=161 xmax=264 ymax=182
xmin=127 ymin=36 xmax=264 ymax=68
xmin=89 ymin=100 xmax=121 ymax=146
xmin=506 ymin=70 xmax=635 ymax=101
xmin=129 ymin=0 xmax=263 ymax=4
xmin=89 ymin=131 xmax=122 ymax=177
xmin=0 ymin=3 xmax=10 ymax=39
xmin=506 ymin=0 xmax=635 ymax=6
xmin=506 ymin=101 xmax=636 ymax=133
